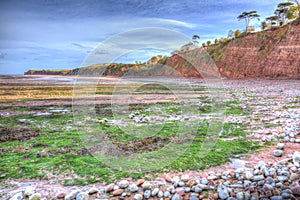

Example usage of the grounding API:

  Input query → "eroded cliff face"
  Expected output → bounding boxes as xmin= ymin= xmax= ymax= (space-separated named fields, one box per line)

xmin=166 ymin=19 xmax=300 ymax=79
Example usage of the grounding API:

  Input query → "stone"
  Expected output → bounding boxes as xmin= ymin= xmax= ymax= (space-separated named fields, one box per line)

xmin=292 ymin=151 xmax=300 ymax=164
xmin=151 ymin=188 xmax=159 ymax=196
xmin=290 ymin=173 xmax=300 ymax=181
xmin=171 ymin=193 xmax=183 ymax=200
xmin=165 ymin=175 xmax=172 ymax=182
xmin=65 ymin=190 xmax=80 ymax=200
xmin=129 ymin=184 xmax=139 ymax=193
xmin=118 ymin=180 xmax=129 ymax=189
xmin=188 ymin=179 xmax=197 ymax=187
xmin=253 ymin=175 xmax=265 ymax=181
xmin=290 ymin=181 xmax=300 ymax=195
xmin=112 ymin=189 xmax=124 ymax=196
xmin=144 ymin=190 xmax=151 ymax=199
xmin=134 ymin=194 xmax=143 ymax=200
xmin=29 ymin=193 xmax=42 ymax=200
xmin=105 ymin=184 xmax=115 ymax=192
xmin=164 ymin=191 xmax=171 ymax=198
xmin=270 ymin=196 xmax=283 ymax=200
xmin=201 ymin=178 xmax=208 ymax=185
xmin=181 ymin=174 xmax=190 ymax=182
xmin=88 ymin=187 xmax=99 ymax=195
xmin=56 ymin=192 xmax=66 ymax=199
xmin=158 ymin=190 xmax=164 ymax=198
xmin=25 ymin=187 xmax=35 ymax=197
xmin=277 ymin=176 xmax=288 ymax=182
xmin=142 ymin=181 xmax=151 ymax=190
xmin=137 ymin=179 xmax=145 ymax=186
xmin=9 ymin=192 xmax=24 ymax=200
xmin=277 ymin=143 xmax=285 ymax=150
xmin=218 ymin=189 xmax=229 ymax=200
xmin=75 ymin=192 xmax=89 ymax=200
xmin=185 ymin=187 xmax=191 ymax=193
xmin=274 ymin=150 xmax=283 ymax=157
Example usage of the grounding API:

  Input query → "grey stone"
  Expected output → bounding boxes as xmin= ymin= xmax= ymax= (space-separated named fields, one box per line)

xmin=151 ymin=188 xmax=159 ymax=196
xmin=134 ymin=194 xmax=143 ymax=200
xmin=29 ymin=193 xmax=42 ymax=200
xmin=118 ymin=180 xmax=129 ymax=189
xmin=218 ymin=189 xmax=229 ymax=199
xmin=164 ymin=191 xmax=171 ymax=198
xmin=184 ymin=187 xmax=191 ymax=193
xmin=144 ymin=190 xmax=151 ymax=199
xmin=253 ymin=175 xmax=264 ymax=181
xmin=75 ymin=192 xmax=88 ymax=200
xmin=200 ymin=178 xmax=208 ymax=185
xmin=274 ymin=150 xmax=283 ymax=157
xmin=142 ymin=182 xmax=152 ymax=190
xmin=277 ymin=143 xmax=285 ymax=150
xmin=129 ymin=184 xmax=139 ymax=193
xmin=65 ymin=190 xmax=80 ymax=200
xmin=270 ymin=196 xmax=283 ymax=200
xmin=171 ymin=194 xmax=183 ymax=200
xmin=277 ymin=176 xmax=288 ymax=182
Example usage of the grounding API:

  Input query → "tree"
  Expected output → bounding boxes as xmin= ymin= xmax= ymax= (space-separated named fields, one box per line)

xmin=192 ymin=35 xmax=200 ymax=46
xmin=202 ymin=43 xmax=206 ymax=48
xmin=214 ymin=39 xmax=219 ymax=45
xmin=237 ymin=11 xmax=260 ymax=31
xmin=228 ymin=30 xmax=235 ymax=39
xmin=261 ymin=21 xmax=267 ymax=30
xmin=206 ymin=40 xmax=211 ymax=46
xmin=275 ymin=2 xmax=294 ymax=24
xmin=266 ymin=16 xmax=280 ymax=26
xmin=234 ymin=30 xmax=241 ymax=37
xmin=289 ymin=0 xmax=300 ymax=16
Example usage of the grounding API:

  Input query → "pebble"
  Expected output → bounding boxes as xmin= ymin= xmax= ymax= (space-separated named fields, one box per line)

xmin=88 ymin=187 xmax=98 ymax=194
xmin=112 ymin=189 xmax=124 ymax=196
xmin=64 ymin=190 xmax=80 ymax=200
xmin=75 ymin=192 xmax=88 ymax=200
xmin=130 ymin=184 xmax=139 ymax=193
xmin=142 ymin=181 xmax=152 ymax=190
xmin=218 ymin=189 xmax=229 ymax=199
xmin=171 ymin=193 xmax=183 ymax=200
xmin=277 ymin=143 xmax=285 ymax=150
xmin=253 ymin=175 xmax=265 ymax=181
xmin=134 ymin=193 xmax=143 ymax=200
xmin=144 ymin=190 xmax=151 ymax=199
xmin=274 ymin=150 xmax=283 ymax=157
xmin=28 ymin=193 xmax=42 ymax=200
xmin=118 ymin=180 xmax=129 ymax=189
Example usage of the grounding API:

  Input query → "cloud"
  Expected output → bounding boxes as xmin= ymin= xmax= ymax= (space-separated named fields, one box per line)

xmin=0 ymin=52 xmax=5 ymax=59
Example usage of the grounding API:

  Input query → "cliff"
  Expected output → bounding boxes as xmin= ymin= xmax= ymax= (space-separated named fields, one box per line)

xmin=25 ymin=19 xmax=300 ymax=79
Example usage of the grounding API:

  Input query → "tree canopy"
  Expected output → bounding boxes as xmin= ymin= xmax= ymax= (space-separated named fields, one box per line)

xmin=237 ymin=11 xmax=260 ymax=31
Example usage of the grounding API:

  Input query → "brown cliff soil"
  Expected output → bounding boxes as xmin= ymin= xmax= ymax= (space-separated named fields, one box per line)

xmin=166 ymin=18 xmax=300 ymax=79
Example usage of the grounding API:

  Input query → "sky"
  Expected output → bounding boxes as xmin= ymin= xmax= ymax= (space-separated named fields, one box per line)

xmin=0 ymin=0 xmax=284 ymax=74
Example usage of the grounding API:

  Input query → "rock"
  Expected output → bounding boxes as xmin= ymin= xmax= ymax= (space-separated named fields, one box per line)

xmin=181 ymin=174 xmax=190 ymax=182
xmin=253 ymin=175 xmax=265 ymax=181
xmin=218 ymin=189 xmax=229 ymax=199
xmin=171 ymin=193 xmax=183 ymax=200
xmin=158 ymin=190 xmax=164 ymax=198
xmin=244 ymin=171 xmax=254 ymax=180
xmin=112 ymin=189 xmax=124 ymax=196
xmin=290 ymin=181 xmax=300 ymax=195
xmin=292 ymin=151 xmax=300 ymax=164
xmin=201 ymin=178 xmax=209 ymax=185
xmin=188 ymin=179 xmax=197 ymax=187
xmin=65 ymin=190 xmax=80 ymax=200
xmin=118 ymin=180 xmax=129 ymax=189
xmin=105 ymin=183 xmax=115 ymax=192
xmin=185 ymin=187 xmax=191 ymax=193
xmin=88 ymin=187 xmax=99 ymax=195
xmin=290 ymin=173 xmax=300 ymax=181
xmin=142 ymin=181 xmax=151 ymax=190
xmin=134 ymin=194 xmax=143 ymax=200
xmin=164 ymin=191 xmax=171 ymax=198
xmin=165 ymin=175 xmax=172 ymax=182
xmin=277 ymin=143 xmax=285 ymax=150
xmin=274 ymin=150 xmax=283 ymax=157
xmin=137 ymin=179 xmax=145 ymax=186
xmin=144 ymin=190 xmax=151 ymax=199
xmin=75 ymin=192 xmax=89 ymax=200
xmin=270 ymin=196 xmax=283 ymax=200
xmin=10 ymin=192 xmax=24 ymax=200
xmin=25 ymin=187 xmax=35 ymax=196
xmin=56 ymin=192 xmax=66 ymax=199
xmin=29 ymin=193 xmax=42 ymax=200
xmin=277 ymin=176 xmax=288 ymax=182
xmin=130 ymin=184 xmax=139 ymax=193
xmin=152 ymin=188 xmax=159 ymax=196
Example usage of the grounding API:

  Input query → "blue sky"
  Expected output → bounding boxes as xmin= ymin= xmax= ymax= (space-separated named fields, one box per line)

xmin=0 ymin=0 xmax=284 ymax=74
